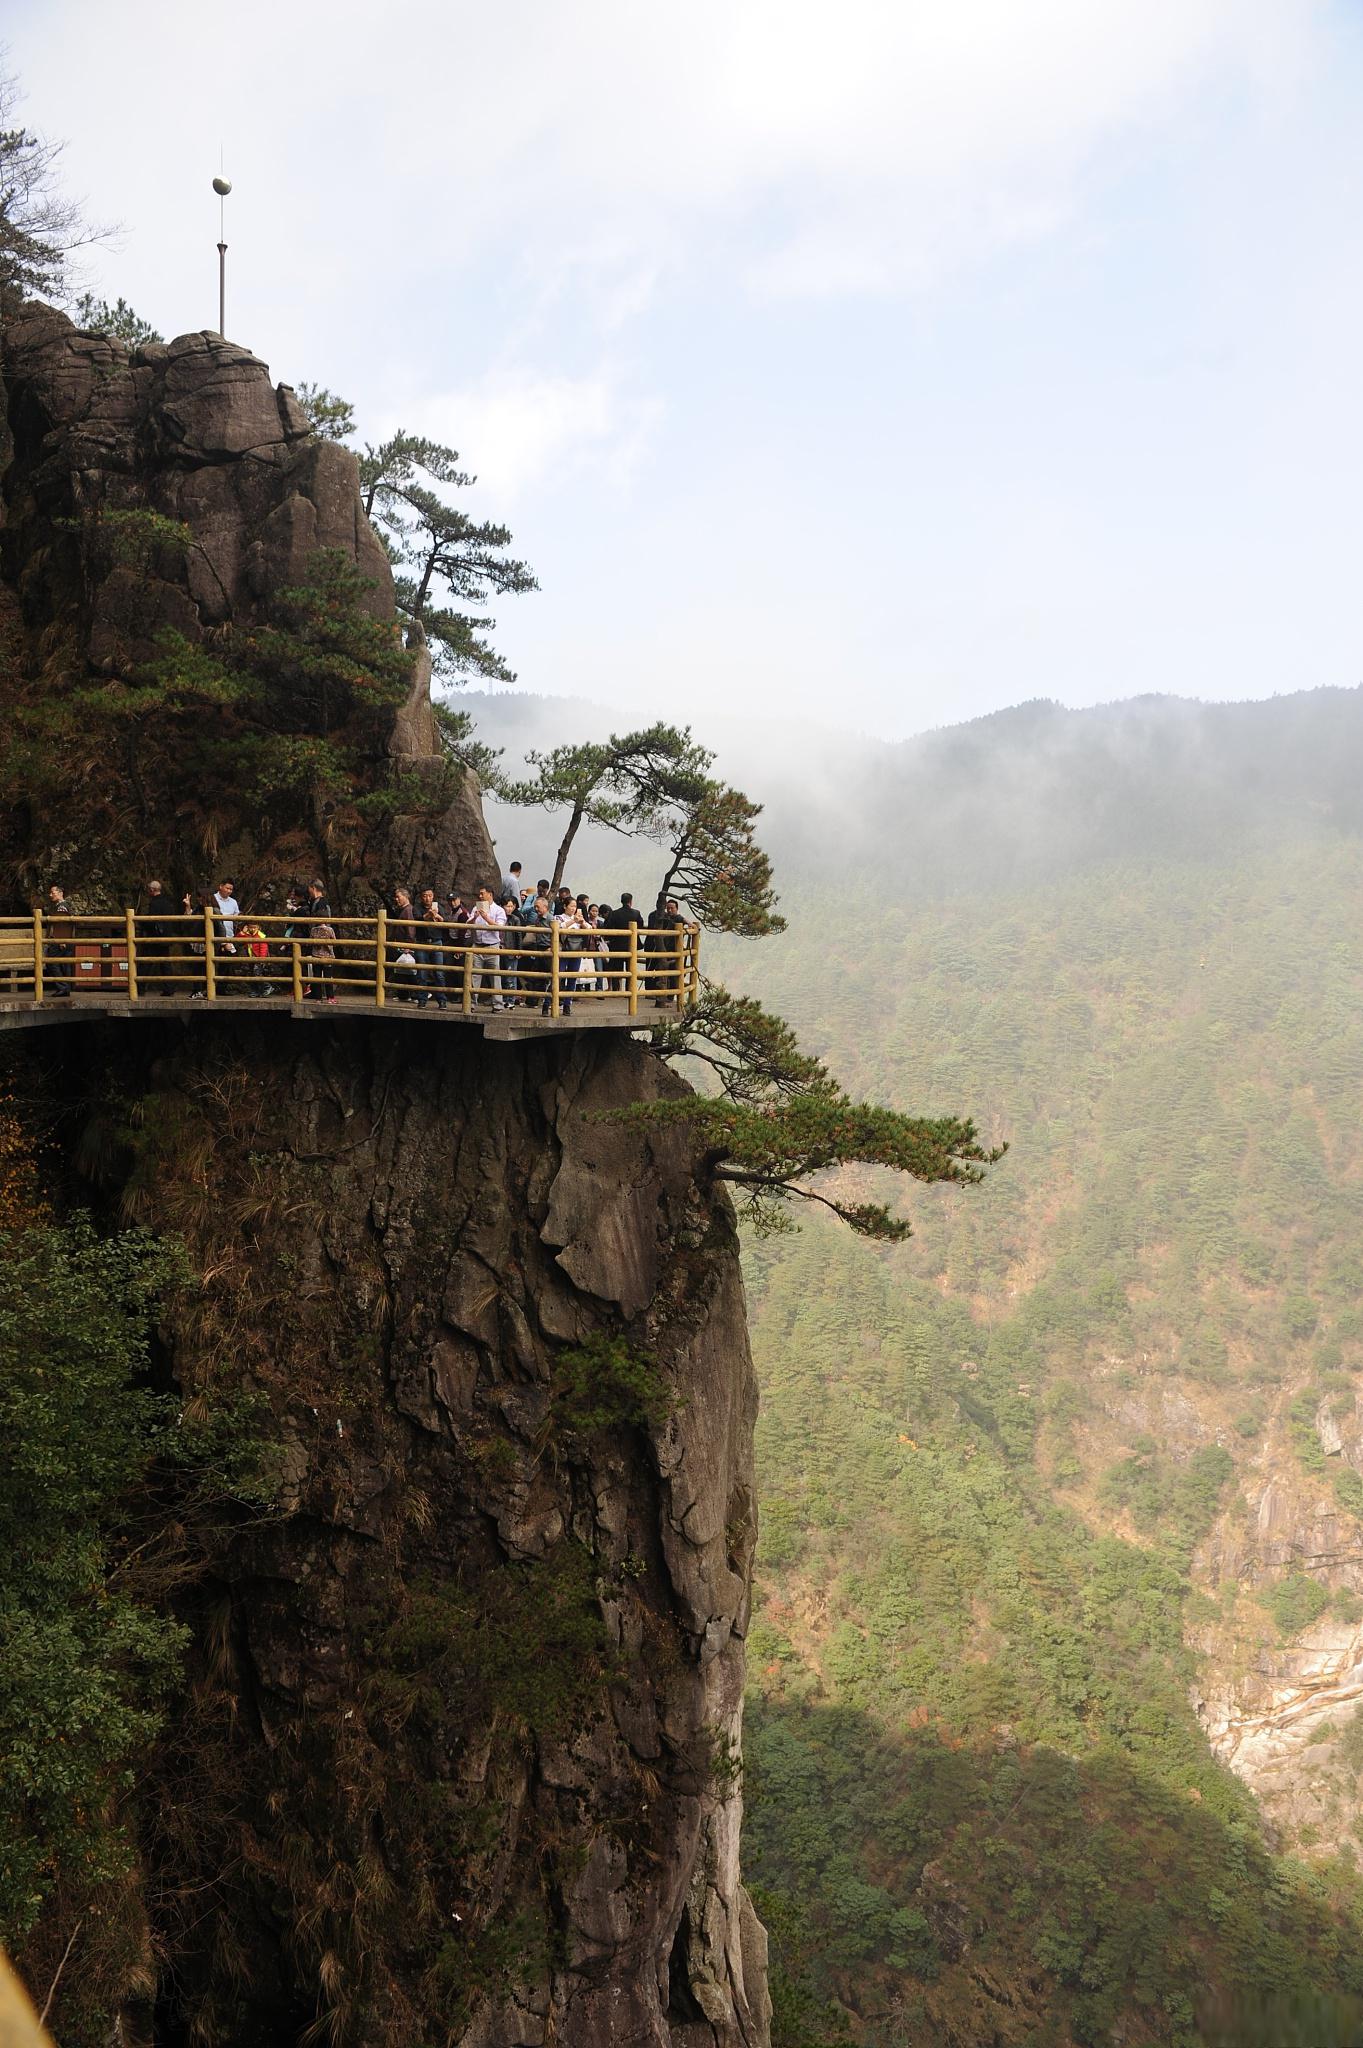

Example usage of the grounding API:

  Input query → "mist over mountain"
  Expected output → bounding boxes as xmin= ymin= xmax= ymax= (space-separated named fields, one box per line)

xmin=468 ymin=683 xmax=1363 ymax=903
xmin=474 ymin=677 xmax=1363 ymax=2044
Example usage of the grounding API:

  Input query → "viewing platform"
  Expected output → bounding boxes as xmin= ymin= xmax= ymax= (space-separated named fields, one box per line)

xmin=0 ymin=911 xmax=700 ymax=1038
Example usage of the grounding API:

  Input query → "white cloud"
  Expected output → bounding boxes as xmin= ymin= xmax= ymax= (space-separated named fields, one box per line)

xmin=408 ymin=369 xmax=663 ymax=504
xmin=8 ymin=0 xmax=1327 ymax=329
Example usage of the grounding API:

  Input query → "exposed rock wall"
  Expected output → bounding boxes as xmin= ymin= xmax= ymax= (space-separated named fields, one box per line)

xmin=0 ymin=303 xmax=496 ymax=897
xmin=1 ymin=302 xmax=769 ymax=2044
xmin=1195 ymin=1448 xmax=1363 ymax=1852
xmin=0 ymin=307 xmax=391 ymax=655
xmin=54 ymin=1013 xmax=770 ymax=2047
xmin=1067 ymin=1359 xmax=1363 ymax=1857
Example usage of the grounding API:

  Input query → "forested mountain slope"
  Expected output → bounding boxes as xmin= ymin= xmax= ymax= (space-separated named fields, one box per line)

xmin=474 ymin=684 xmax=1363 ymax=2044
xmin=722 ymin=698 xmax=1363 ymax=2045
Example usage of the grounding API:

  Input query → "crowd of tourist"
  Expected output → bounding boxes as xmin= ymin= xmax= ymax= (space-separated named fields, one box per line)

xmin=36 ymin=865 xmax=694 ymax=1016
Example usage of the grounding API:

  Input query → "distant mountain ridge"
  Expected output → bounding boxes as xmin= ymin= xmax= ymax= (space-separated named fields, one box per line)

xmin=695 ymin=677 xmax=1363 ymax=2043
xmin=464 ymin=683 xmax=1363 ymax=900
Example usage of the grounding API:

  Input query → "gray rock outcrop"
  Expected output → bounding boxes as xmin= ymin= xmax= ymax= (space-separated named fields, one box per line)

xmin=0 ymin=302 xmax=496 ymax=895
xmin=1 ymin=301 xmax=769 ymax=2042
xmin=55 ymin=1015 xmax=769 ymax=2046
xmin=1 ymin=309 xmax=393 ymax=653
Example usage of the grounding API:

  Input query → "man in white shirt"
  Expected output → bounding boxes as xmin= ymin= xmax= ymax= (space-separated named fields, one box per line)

xmin=213 ymin=880 xmax=239 ymax=941
xmin=470 ymin=885 xmax=507 ymax=1009
xmin=213 ymin=878 xmax=240 ymax=983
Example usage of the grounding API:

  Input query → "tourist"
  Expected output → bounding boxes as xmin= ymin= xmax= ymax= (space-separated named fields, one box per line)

xmin=646 ymin=896 xmax=686 ymax=1005
xmin=519 ymin=893 xmax=552 ymax=1009
xmin=309 ymin=919 xmax=338 ymax=1004
xmin=304 ymin=880 xmax=335 ymax=1002
xmin=441 ymin=893 xmax=472 ymax=998
xmin=605 ymin=892 xmax=643 ymax=994
xmin=237 ymin=920 xmax=271 ymax=995
xmin=188 ymin=889 xmax=218 ymax=997
xmin=545 ymin=894 xmax=587 ymax=1016
xmin=212 ymin=880 xmax=238 ymax=942
xmin=139 ymin=878 xmax=177 ymax=994
xmin=584 ymin=904 xmax=609 ymax=994
xmin=417 ymin=889 xmax=448 ymax=1009
xmin=390 ymin=886 xmax=420 ymax=1002
xmin=469 ymin=885 xmax=507 ymax=1009
xmin=576 ymin=903 xmax=606 ymax=999
xmin=501 ymin=893 xmax=524 ymax=1004
xmin=45 ymin=882 xmax=74 ymax=997
xmin=499 ymin=858 xmax=523 ymax=903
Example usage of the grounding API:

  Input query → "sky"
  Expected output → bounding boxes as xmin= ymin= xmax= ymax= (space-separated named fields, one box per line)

xmin=6 ymin=0 xmax=1363 ymax=739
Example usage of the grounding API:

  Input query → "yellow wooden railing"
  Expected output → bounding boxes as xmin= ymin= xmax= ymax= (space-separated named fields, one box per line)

xmin=0 ymin=1948 xmax=53 ymax=2047
xmin=0 ymin=911 xmax=701 ymax=1022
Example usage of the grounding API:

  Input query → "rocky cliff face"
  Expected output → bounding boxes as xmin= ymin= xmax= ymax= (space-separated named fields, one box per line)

xmin=1064 ymin=1359 xmax=1363 ymax=1858
xmin=53 ymin=1014 xmax=768 ymax=2047
xmin=0 ymin=307 xmax=770 ymax=2045
xmin=0 ymin=307 xmax=391 ymax=658
xmin=0 ymin=304 xmax=496 ymax=899
xmin=1193 ymin=1407 xmax=1363 ymax=1853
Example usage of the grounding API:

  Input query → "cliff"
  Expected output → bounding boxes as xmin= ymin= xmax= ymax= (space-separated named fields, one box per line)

xmin=0 ymin=310 xmax=770 ymax=2046
xmin=0 ymin=304 xmax=495 ymax=902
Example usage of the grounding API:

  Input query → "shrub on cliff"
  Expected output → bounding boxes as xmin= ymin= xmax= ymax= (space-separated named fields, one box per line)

xmin=1 ymin=539 xmax=432 ymax=897
xmin=0 ymin=1222 xmax=184 ymax=1961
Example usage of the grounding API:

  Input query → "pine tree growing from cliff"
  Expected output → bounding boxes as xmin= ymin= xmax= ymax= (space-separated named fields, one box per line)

xmin=501 ymin=724 xmax=786 ymax=929
xmin=626 ymin=980 xmax=1003 ymax=1240
xmin=71 ymin=294 xmax=162 ymax=346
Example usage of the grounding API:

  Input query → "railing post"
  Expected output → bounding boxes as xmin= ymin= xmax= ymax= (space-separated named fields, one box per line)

xmin=375 ymin=909 xmax=387 ymax=1008
xmin=32 ymin=908 xmax=44 ymax=1003
xmin=550 ymin=920 xmax=561 ymax=1019
xmin=627 ymin=924 xmax=638 ymax=1017
xmin=688 ymin=927 xmax=701 ymax=1007
xmin=203 ymin=907 xmax=216 ymax=999
xmin=125 ymin=907 xmax=139 ymax=1002
xmin=291 ymin=940 xmax=303 ymax=1003
xmin=461 ymin=937 xmax=473 ymax=1016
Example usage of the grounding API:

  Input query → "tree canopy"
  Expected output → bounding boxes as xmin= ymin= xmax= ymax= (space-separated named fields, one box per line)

xmin=72 ymin=293 xmax=162 ymax=347
xmin=619 ymin=979 xmax=1002 ymax=1240
xmin=0 ymin=68 xmax=105 ymax=312
xmin=355 ymin=430 xmax=537 ymax=683
xmin=295 ymin=382 xmax=356 ymax=444
xmin=501 ymin=723 xmax=784 ymax=932
xmin=1 ymin=527 xmax=427 ymax=901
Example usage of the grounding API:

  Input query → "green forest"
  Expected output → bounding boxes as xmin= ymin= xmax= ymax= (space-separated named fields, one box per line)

xmin=718 ymin=789 xmax=1363 ymax=2043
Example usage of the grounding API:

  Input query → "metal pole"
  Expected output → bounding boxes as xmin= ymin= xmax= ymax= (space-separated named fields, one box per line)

xmin=212 ymin=173 xmax=232 ymax=337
